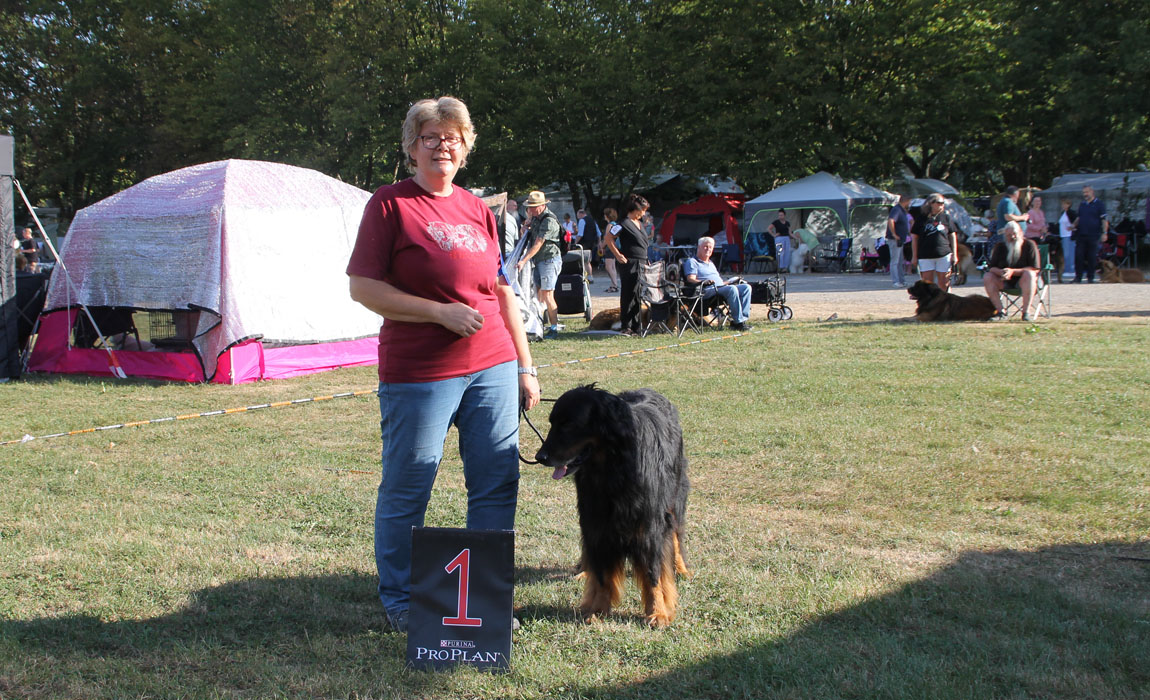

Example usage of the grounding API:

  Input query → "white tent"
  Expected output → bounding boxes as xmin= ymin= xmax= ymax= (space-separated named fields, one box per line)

xmin=29 ymin=159 xmax=382 ymax=383
xmin=1037 ymin=171 xmax=1150 ymax=227
xmin=744 ymin=172 xmax=897 ymax=265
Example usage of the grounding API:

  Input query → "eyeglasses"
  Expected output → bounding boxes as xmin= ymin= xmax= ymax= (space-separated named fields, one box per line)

xmin=419 ymin=134 xmax=462 ymax=149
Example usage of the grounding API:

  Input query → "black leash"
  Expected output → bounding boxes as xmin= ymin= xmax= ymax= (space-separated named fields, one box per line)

xmin=518 ymin=397 xmax=556 ymax=464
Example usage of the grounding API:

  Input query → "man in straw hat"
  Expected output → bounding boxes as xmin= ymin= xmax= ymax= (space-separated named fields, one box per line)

xmin=516 ymin=191 xmax=563 ymax=339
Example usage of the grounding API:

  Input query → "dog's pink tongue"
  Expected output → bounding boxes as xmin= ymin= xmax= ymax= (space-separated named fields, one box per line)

xmin=551 ymin=465 xmax=568 ymax=480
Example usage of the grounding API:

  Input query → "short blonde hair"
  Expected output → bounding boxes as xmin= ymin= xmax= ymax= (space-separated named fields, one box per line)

xmin=402 ymin=96 xmax=476 ymax=173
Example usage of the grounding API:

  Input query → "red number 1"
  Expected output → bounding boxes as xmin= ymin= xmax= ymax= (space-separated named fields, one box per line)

xmin=442 ymin=548 xmax=483 ymax=627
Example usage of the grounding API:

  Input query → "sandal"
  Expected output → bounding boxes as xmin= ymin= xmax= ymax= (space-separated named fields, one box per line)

xmin=605 ymin=286 xmax=619 ymax=293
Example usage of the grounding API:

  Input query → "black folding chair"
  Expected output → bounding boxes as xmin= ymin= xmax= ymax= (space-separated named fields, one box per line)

xmin=679 ymin=280 xmax=732 ymax=333
xmin=638 ymin=261 xmax=680 ymax=337
xmin=1000 ymin=244 xmax=1052 ymax=319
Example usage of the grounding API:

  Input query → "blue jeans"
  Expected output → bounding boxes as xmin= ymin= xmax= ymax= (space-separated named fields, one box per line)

xmin=888 ymin=240 xmax=905 ymax=285
xmin=1061 ymin=237 xmax=1075 ymax=277
xmin=707 ymin=283 xmax=753 ymax=323
xmin=374 ymin=360 xmax=520 ymax=618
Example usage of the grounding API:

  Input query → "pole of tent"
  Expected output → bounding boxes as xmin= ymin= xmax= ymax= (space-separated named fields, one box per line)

xmin=13 ymin=179 xmax=127 ymax=378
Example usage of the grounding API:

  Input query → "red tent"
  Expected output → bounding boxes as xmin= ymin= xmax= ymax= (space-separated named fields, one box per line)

xmin=658 ymin=194 xmax=746 ymax=269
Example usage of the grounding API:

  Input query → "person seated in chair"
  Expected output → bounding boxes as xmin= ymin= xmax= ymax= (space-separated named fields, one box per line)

xmin=983 ymin=222 xmax=1041 ymax=322
xmin=683 ymin=236 xmax=754 ymax=331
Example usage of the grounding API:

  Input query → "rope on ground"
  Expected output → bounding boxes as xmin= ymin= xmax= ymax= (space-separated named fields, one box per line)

xmin=4 ymin=326 xmax=786 ymax=447
xmin=2 ymin=390 xmax=377 ymax=446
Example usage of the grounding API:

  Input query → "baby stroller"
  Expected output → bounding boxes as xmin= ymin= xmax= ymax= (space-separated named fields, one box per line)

xmin=751 ymin=244 xmax=792 ymax=321
xmin=554 ymin=244 xmax=593 ymax=322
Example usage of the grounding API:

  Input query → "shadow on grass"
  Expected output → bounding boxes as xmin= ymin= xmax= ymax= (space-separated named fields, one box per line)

xmin=3 ymin=572 xmax=383 ymax=655
xmin=3 ymin=543 xmax=1147 ymax=697
xmin=584 ymin=541 xmax=1150 ymax=699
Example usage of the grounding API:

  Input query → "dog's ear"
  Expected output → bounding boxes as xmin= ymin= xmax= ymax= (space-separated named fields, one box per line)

xmin=595 ymin=392 xmax=633 ymax=447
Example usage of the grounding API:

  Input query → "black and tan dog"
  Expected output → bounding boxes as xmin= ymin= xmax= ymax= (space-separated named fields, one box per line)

xmin=535 ymin=384 xmax=690 ymax=628
xmin=907 ymin=280 xmax=998 ymax=322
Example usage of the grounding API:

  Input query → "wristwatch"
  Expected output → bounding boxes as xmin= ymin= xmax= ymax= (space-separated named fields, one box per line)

xmin=517 ymin=366 xmax=538 ymax=377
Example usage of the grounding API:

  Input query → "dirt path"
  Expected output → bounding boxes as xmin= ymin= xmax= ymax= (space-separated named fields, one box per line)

xmin=586 ymin=272 xmax=1150 ymax=323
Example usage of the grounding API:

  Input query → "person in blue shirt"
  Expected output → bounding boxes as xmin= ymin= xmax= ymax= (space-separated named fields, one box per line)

xmin=996 ymin=186 xmax=1030 ymax=240
xmin=1073 ymin=185 xmax=1109 ymax=283
xmin=682 ymin=236 xmax=753 ymax=331
xmin=886 ymin=194 xmax=912 ymax=287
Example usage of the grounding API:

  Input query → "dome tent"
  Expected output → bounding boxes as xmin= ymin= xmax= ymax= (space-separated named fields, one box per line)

xmin=28 ymin=159 xmax=381 ymax=383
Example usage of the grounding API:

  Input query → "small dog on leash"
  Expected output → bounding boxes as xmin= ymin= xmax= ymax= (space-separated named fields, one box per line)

xmin=534 ymin=384 xmax=690 ymax=628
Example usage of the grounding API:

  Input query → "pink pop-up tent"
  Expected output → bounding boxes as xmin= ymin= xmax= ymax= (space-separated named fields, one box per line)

xmin=28 ymin=159 xmax=382 ymax=383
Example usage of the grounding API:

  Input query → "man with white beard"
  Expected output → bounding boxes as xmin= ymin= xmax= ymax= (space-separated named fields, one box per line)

xmin=983 ymin=222 xmax=1041 ymax=321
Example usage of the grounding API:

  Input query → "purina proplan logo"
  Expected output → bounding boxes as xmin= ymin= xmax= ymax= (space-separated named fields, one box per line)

xmin=413 ymin=644 xmax=504 ymax=664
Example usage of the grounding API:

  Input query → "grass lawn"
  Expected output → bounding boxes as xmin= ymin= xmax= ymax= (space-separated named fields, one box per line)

xmin=2 ymin=318 xmax=1148 ymax=699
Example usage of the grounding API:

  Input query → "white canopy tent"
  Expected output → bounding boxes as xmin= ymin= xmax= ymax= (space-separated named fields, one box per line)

xmin=1036 ymin=171 xmax=1150 ymax=227
xmin=744 ymin=172 xmax=898 ymax=266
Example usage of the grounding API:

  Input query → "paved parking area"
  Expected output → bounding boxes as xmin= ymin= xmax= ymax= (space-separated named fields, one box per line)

xmin=583 ymin=270 xmax=1150 ymax=323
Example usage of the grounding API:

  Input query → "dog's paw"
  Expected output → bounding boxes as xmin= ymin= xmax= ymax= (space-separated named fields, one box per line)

xmin=645 ymin=613 xmax=673 ymax=629
xmin=579 ymin=605 xmax=609 ymax=623
xmin=581 ymin=612 xmax=606 ymax=626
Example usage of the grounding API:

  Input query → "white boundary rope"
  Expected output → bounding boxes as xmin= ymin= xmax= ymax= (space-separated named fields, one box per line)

xmin=4 ymin=327 xmax=784 ymax=447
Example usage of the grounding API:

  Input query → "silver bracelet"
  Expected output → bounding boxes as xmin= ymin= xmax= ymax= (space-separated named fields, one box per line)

xmin=517 ymin=366 xmax=537 ymax=377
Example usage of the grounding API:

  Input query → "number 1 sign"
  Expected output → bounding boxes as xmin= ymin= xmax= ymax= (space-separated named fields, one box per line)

xmin=407 ymin=527 xmax=514 ymax=672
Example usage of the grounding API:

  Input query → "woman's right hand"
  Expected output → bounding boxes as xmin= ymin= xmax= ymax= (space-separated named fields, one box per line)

xmin=616 ymin=254 xmax=627 ymax=264
xmin=437 ymin=302 xmax=485 ymax=337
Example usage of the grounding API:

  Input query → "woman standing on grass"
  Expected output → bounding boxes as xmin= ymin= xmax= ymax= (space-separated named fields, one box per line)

xmin=598 ymin=207 xmax=621 ymax=292
xmin=346 ymin=96 xmax=540 ymax=633
xmin=910 ymin=193 xmax=957 ymax=292
xmin=605 ymin=193 xmax=650 ymax=336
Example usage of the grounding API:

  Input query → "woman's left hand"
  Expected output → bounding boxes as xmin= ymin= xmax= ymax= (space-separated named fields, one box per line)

xmin=519 ymin=373 xmax=540 ymax=411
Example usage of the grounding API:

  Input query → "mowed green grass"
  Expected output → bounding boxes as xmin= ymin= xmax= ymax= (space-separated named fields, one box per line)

xmin=1 ymin=319 xmax=1148 ymax=699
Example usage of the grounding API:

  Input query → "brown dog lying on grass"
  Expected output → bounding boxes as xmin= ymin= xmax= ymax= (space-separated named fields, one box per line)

xmin=588 ymin=307 xmax=624 ymax=331
xmin=588 ymin=305 xmax=695 ymax=332
xmin=907 ymin=280 xmax=998 ymax=321
xmin=1100 ymin=260 xmax=1146 ymax=283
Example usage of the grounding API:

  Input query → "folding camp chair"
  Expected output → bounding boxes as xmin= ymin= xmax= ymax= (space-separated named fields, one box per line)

xmin=720 ymin=243 xmax=743 ymax=273
xmin=821 ymin=237 xmax=853 ymax=273
xmin=1000 ymin=243 xmax=1052 ymax=319
xmin=1101 ymin=233 xmax=1132 ymax=268
xmin=679 ymin=279 xmax=732 ymax=333
xmin=746 ymin=253 xmax=776 ymax=274
xmin=638 ymin=261 xmax=680 ymax=337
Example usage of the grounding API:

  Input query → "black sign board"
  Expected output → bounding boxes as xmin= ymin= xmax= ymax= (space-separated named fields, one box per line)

xmin=406 ymin=527 xmax=514 ymax=672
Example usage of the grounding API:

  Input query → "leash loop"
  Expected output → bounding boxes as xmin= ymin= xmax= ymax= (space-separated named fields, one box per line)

xmin=517 ymin=396 xmax=555 ymax=464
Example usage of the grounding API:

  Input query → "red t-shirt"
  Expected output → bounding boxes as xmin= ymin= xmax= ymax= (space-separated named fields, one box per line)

xmin=346 ymin=179 xmax=516 ymax=382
